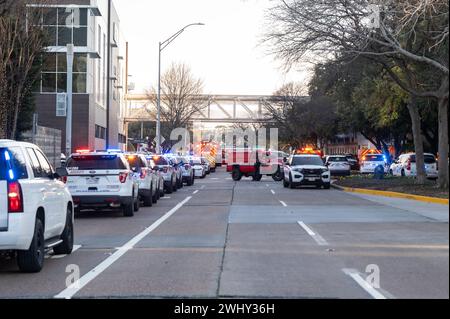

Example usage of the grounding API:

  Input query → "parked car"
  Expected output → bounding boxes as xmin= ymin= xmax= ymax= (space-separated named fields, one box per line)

xmin=189 ymin=157 xmax=206 ymax=179
xmin=179 ymin=156 xmax=195 ymax=186
xmin=201 ymin=157 xmax=211 ymax=175
xmin=165 ymin=155 xmax=184 ymax=189
xmin=390 ymin=153 xmax=438 ymax=179
xmin=66 ymin=150 xmax=139 ymax=217
xmin=325 ymin=155 xmax=351 ymax=176
xmin=146 ymin=155 xmax=165 ymax=198
xmin=283 ymin=154 xmax=331 ymax=189
xmin=125 ymin=153 xmax=159 ymax=207
xmin=149 ymin=155 xmax=177 ymax=194
xmin=344 ymin=154 xmax=359 ymax=170
xmin=0 ymin=140 xmax=74 ymax=273
xmin=360 ymin=154 xmax=389 ymax=174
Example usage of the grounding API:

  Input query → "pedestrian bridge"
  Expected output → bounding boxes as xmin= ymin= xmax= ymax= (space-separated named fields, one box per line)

xmin=123 ymin=94 xmax=296 ymax=124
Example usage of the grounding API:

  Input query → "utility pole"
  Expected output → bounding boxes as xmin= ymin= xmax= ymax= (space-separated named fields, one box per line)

xmin=65 ymin=44 xmax=74 ymax=156
xmin=106 ymin=0 xmax=112 ymax=148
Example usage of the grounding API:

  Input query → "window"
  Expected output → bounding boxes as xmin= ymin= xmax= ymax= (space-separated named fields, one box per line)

xmin=41 ymin=7 xmax=88 ymax=47
xmin=0 ymin=148 xmax=28 ymax=181
xmin=66 ymin=155 xmax=126 ymax=170
xmin=118 ymin=134 xmax=127 ymax=144
xmin=95 ymin=125 xmax=106 ymax=140
xmin=35 ymin=150 xmax=54 ymax=177
xmin=41 ymin=53 xmax=87 ymax=93
xmin=39 ymin=6 xmax=88 ymax=93
xmin=26 ymin=148 xmax=44 ymax=178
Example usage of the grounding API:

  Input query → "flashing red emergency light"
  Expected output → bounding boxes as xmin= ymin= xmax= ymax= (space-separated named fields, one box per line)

xmin=76 ymin=149 xmax=90 ymax=154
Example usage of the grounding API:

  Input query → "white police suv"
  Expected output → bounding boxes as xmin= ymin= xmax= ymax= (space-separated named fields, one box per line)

xmin=66 ymin=150 xmax=139 ymax=217
xmin=0 ymin=140 xmax=74 ymax=273
xmin=125 ymin=153 xmax=159 ymax=207
xmin=283 ymin=155 xmax=331 ymax=189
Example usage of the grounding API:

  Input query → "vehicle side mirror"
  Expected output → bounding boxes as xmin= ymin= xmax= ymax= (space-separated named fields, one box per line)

xmin=54 ymin=167 xmax=68 ymax=179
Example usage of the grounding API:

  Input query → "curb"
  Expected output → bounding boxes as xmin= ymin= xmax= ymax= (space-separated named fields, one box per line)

xmin=332 ymin=184 xmax=449 ymax=205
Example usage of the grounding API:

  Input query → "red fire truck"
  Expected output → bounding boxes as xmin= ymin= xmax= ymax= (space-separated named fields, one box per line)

xmin=226 ymin=148 xmax=284 ymax=181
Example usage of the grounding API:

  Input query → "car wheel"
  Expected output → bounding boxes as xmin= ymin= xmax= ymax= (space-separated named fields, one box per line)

xmin=232 ymin=168 xmax=242 ymax=181
xmin=134 ymin=195 xmax=140 ymax=212
xmin=283 ymin=178 xmax=289 ymax=188
xmin=17 ymin=218 xmax=45 ymax=273
xmin=289 ymin=174 xmax=296 ymax=189
xmin=401 ymin=169 xmax=406 ymax=177
xmin=252 ymin=174 xmax=263 ymax=181
xmin=53 ymin=207 xmax=74 ymax=255
xmin=166 ymin=180 xmax=174 ymax=194
xmin=389 ymin=169 xmax=394 ymax=175
xmin=123 ymin=201 xmax=134 ymax=217
xmin=324 ymin=183 xmax=331 ymax=190
xmin=143 ymin=191 xmax=153 ymax=207
xmin=272 ymin=168 xmax=284 ymax=182
xmin=152 ymin=187 xmax=158 ymax=204
xmin=187 ymin=175 xmax=194 ymax=186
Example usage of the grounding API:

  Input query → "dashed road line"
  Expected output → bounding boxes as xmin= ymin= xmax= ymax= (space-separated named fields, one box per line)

xmin=279 ymin=201 xmax=288 ymax=207
xmin=193 ymin=190 xmax=199 ymax=194
xmin=55 ymin=196 xmax=193 ymax=299
xmin=270 ymin=190 xmax=276 ymax=195
xmin=343 ymin=268 xmax=389 ymax=299
xmin=297 ymin=221 xmax=329 ymax=246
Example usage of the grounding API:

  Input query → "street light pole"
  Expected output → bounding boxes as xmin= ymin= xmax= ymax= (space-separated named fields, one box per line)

xmin=66 ymin=44 xmax=74 ymax=156
xmin=155 ymin=22 xmax=205 ymax=154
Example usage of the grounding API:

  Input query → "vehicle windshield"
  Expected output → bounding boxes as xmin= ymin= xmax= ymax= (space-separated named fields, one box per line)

xmin=67 ymin=155 xmax=126 ymax=170
xmin=190 ymin=158 xmax=202 ymax=165
xmin=0 ymin=147 xmax=28 ymax=181
xmin=126 ymin=155 xmax=145 ymax=168
xmin=152 ymin=156 xmax=169 ymax=166
xmin=291 ymin=156 xmax=324 ymax=166
xmin=328 ymin=157 xmax=348 ymax=163
xmin=364 ymin=155 xmax=384 ymax=162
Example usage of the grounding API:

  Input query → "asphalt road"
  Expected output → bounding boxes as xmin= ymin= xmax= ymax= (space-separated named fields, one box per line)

xmin=0 ymin=169 xmax=448 ymax=299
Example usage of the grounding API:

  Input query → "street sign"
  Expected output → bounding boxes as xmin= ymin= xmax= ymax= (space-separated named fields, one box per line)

xmin=56 ymin=93 xmax=67 ymax=117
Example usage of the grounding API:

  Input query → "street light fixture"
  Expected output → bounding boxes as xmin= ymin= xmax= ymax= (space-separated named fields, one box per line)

xmin=156 ymin=22 xmax=205 ymax=154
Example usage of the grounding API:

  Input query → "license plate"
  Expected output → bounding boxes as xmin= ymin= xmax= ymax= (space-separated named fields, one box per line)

xmin=308 ymin=178 xmax=317 ymax=182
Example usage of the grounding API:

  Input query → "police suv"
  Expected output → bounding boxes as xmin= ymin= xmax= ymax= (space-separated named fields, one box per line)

xmin=283 ymin=154 xmax=331 ymax=189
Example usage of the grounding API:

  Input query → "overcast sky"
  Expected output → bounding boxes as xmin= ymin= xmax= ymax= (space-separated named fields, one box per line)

xmin=114 ymin=0 xmax=309 ymax=96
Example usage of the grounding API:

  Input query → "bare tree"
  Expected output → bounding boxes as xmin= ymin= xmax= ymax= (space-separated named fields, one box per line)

xmin=264 ymin=0 xmax=449 ymax=187
xmin=147 ymin=63 xmax=208 ymax=148
xmin=0 ymin=0 xmax=47 ymax=139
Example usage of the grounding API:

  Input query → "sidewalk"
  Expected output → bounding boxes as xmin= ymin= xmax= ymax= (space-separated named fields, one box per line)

xmin=345 ymin=192 xmax=449 ymax=222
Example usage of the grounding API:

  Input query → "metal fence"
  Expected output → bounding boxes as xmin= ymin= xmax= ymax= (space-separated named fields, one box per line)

xmin=21 ymin=125 xmax=62 ymax=168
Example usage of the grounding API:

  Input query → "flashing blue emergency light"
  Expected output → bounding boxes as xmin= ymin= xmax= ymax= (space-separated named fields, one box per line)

xmin=4 ymin=150 xmax=11 ymax=161
xmin=8 ymin=169 xmax=15 ymax=180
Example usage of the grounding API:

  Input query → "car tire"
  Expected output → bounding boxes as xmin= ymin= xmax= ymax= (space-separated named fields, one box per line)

xmin=252 ymin=174 xmax=263 ymax=181
xmin=324 ymin=183 xmax=331 ymax=190
xmin=272 ymin=168 xmax=284 ymax=182
xmin=133 ymin=195 xmax=140 ymax=212
xmin=283 ymin=178 xmax=289 ymax=188
xmin=232 ymin=168 xmax=242 ymax=181
xmin=401 ymin=169 xmax=406 ymax=177
xmin=17 ymin=218 xmax=45 ymax=273
xmin=53 ymin=207 xmax=74 ymax=255
xmin=152 ymin=187 xmax=158 ymax=204
xmin=166 ymin=180 xmax=174 ymax=194
xmin=123 ymin=201 xmax=134 ymax=217
xmin=143 ymin=191 xmax=153 ymax=207
xmin=289 ymin=174 xmax=296 ymax=189
xmin=187 ymin=175 xmax=194 ymax=186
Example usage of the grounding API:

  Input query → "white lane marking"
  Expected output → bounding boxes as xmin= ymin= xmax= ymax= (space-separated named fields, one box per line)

xmin=201 ymin=185 xmax=206 ymax=189
xmin=270 ymin=189 xmax=276 ymax=195
xmin=343 ymin=269 xmax=388 ymax=299
xmin=160 ymin=196 xmax=171 ymax=199
xmin=193 ymin=190 xmax=199 ymax=194
xmin=211 ymin=178 xmax=219 ymax=180
xmin=297 ymin=221 xmax=329 ymax=246
xmin=280 ymin=201 xmax=288 ymax=207
xmin=54 ymin=196 xmax=193 ymax=299
xmin=51 ymin=245 xmax=82 ymax=260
